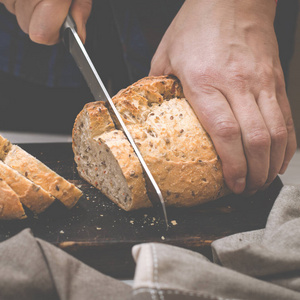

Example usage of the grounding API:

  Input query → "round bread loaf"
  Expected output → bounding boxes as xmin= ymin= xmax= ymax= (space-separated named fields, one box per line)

xmin=72 ymin=75 xmax=229 ymax=211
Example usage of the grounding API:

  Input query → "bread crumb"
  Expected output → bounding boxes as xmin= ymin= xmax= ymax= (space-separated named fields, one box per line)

xmin=86 ymin=197 xmax=90 ymax=200
xmin=96 ymin=227 xmax=102 ymax=230
xmin=100 ymin=214 xmax=104 ymax=217
xmin=161 ymin=236 xmax=165 ymax=240
xmin=130 ymin=220 xmax=134 ymax=224
xmin=171 ymin=220 xmax=177 ymax=226
xmin=150 ymin=223 xmax=154 ymax=226
xmin=60 ymin=230 xmax=64 ymax=234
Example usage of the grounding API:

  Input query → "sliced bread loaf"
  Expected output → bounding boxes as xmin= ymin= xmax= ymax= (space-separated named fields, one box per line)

xmin=0 ymin=161 xmax=55 ymax=213
xmin=73 ymin=75 xmax=229 ymax=210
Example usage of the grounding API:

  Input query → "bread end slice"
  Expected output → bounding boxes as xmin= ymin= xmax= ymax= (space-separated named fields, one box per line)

xmin=0 ymin=178 xmax=26 ymax=220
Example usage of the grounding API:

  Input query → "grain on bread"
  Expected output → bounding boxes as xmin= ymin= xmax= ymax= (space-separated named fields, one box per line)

xmin=73 ymin=75 xmax=229 ymax=210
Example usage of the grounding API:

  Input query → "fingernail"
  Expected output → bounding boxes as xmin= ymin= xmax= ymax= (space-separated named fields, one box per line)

xmin=233 ymin=178 xmax=246 ymax=194
xmin=279 ymin=162 xmax=288 ymax=175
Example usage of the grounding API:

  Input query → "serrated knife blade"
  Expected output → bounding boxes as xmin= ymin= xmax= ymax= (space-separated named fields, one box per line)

xmin=61 ymin=15 xmax=168 ymax=229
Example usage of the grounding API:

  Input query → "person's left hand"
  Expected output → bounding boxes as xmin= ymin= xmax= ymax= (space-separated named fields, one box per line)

xmin=150 ymin=0 xmax=297 ymax=195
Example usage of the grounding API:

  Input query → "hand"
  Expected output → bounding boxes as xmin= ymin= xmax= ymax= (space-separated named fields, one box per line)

xmin=150 ymin=0 xmax=297 ymax=194
xmin=0 ymin=0 xmax=92 ymax=44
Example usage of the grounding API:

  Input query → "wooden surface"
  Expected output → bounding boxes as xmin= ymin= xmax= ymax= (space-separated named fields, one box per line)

xmin=0 ymin=143 xmax=283 ymax=279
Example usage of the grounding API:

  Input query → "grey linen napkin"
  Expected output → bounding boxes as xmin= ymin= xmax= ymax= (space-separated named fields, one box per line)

xmin=1 ymin=185 xmax=300 ymax=300
xmin=133 ymin=185 xmax=300 ymax=300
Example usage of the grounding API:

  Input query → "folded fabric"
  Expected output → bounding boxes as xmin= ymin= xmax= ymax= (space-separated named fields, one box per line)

xmin=0 ymin=185 xmax=300 ymax=300
xmin=133 ymin=185 xmax=300 ymax=300
xmin=0 ymin=228 xmax=132 ymax=300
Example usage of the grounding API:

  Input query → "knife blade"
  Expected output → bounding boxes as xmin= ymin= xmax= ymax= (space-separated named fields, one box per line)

xmin=61 ymin=15 xmax=168 ymax=229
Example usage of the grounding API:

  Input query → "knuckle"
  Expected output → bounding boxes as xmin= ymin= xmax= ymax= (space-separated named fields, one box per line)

xmin=246 ymin=130 xmax=270 ymax=150
xmin=274 ymin=68 xmax=286 ymax=91
xmin=227 ymin=63 xmax=253 ymax=93
xmin=286 ymin=115 xmax=295 ymax=133
xmin=213 ymin=120 xmax=241 ymax=140
xmin=227 ymin=164 xmax=247 ymax=180
xmin=188 ymin=67 xmax=218 ymax=87
xmin=270 ymin=126 xmax=287 ymax=144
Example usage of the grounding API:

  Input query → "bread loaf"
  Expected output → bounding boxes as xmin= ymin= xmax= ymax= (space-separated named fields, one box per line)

xmin=73 ymin=75 xmax=229 ymax=211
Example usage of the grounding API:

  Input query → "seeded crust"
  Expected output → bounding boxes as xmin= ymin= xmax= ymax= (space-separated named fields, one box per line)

xmin=0 ymin=178 xmax=26 ymax=220
xmin=0 ymin=161 xmax=55 ymax=213
xmin=3 ymin=145 xmax=83 ymax=209
xmin=73 ymin=75 xmax=230 ymax=210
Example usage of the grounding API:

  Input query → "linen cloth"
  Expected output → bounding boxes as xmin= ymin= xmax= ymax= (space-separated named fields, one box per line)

xmin=1 ymin=185 xmax=300 ymax=300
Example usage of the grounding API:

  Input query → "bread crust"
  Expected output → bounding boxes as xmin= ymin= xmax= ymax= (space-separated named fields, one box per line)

xmin=0 ymin=161 xmax=55 ymax=213
xmin=73 ymin=75 xmax=230 ymax=210
xmin=0 ymin=178 xmax=26 ymax=220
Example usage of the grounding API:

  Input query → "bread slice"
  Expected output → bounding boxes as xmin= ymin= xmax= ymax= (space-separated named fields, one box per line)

xmin=0 ymin=161 xmax=55 ymax=213
xmin=73 ymin=75 xmax=229 ymax=210
xmin=0 ymin=177 xmax=26 ymax=220
xmin=3 ymin=145 xmax=82 ymax=209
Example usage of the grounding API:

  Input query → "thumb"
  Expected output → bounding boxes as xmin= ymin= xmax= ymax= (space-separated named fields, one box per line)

xmin=70 ymin=0 xmax=92 ymax=44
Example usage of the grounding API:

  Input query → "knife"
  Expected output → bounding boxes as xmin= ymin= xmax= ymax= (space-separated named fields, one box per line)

xmin=61 ymin=14 xmax=169 ymax=229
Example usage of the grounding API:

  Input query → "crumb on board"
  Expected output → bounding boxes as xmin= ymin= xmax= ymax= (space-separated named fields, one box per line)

xmin=161 ymin=236 xmax=165 ymax=240
xmin=96 ymin=227 xmax=102 ymax=230
xmin=86 ymin=196 xmax=90 ymax=200
xmin=171 ymin=220 xmax=177 ymax=226
xmin=60 ymin=230 xmax=64 ymax=234
xmin=130 ymin=220 xmax=134 ymax=224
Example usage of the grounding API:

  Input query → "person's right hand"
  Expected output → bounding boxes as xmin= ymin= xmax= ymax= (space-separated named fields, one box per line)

xmin=0 ymin=0 xmax=92 ymax=44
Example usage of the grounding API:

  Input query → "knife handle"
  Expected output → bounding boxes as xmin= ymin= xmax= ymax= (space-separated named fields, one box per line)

xmin=61 ymin=14 xmax=76 ymax=48
xmin=62 ymin=14 xmax=76 ymax=32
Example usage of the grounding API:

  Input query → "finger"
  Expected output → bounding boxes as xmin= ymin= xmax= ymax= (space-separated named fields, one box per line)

xmin=29 ymin=0 xmax=72 ymax=45
xmin=70 ymin=0 xmax=92 ymax=43
xmin=276 ymin=82 xmax=297 ymax=174
xmin=184 ymin=85 xmax=247 ymax=194
xmin=10 ymin=0 xmax=41 ymax=34
xmin=228 ymin=93 xmax=271 ymax=193
xmin=1 ymin=0 xmax=18 ymax=14
xmin=149 ymin=43 xmax=171 ymax=76
xmin=257 ymin=90 xmax=287 ymax=185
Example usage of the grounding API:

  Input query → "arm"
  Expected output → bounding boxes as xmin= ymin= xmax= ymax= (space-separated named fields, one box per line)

xmin=0 ymin=0 xmax=92 ymax=44
xmin=150 ymin=0 xmax=297 ymax=194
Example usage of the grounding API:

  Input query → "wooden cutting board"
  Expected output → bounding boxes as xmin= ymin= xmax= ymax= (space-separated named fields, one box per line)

xmin=0 ymin=143 xmax=283 ymax=279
